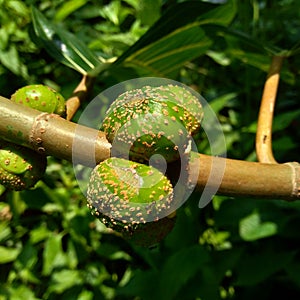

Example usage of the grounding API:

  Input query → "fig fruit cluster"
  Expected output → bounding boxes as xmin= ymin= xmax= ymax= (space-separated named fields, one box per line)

xmin=87 ymin=84 xmax=203 ymax=246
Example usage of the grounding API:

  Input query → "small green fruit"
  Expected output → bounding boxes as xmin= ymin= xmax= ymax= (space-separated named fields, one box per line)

xmin=87 ymin=157 xmax=176 ymax=246
xmin=0 ymin=141 xmax=47 ymax=191
xmin=101 ymin=84 xmax=203 ymax=163
xmin=11 ymin=84 xmax=66 ymax=117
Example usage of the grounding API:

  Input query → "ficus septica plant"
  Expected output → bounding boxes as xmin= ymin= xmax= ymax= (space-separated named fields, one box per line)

xmin=0 ymin=59 xmax=299 ymax=246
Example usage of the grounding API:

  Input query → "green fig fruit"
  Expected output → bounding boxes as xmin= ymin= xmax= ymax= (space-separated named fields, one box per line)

xmin=100 ymin=84 xmax=203 ymax=163
xmin=0 ymin=141 xmax=47 ymax=191
xmin=11 ymin=84 xmax=66 ymax=117
xmin=87 ymin=157 xmax=176 ymax=246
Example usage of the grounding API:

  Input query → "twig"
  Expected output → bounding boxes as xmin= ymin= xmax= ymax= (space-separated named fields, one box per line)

xmin=66 ymin=75 xmax=94 ymax=121
xmin=1 ymin=95 xmax=299 ymax=200
xmin=0 ymin=95 xmax=111 ymax=166
xmin=256 ymin=55 xmax=284 ymax=164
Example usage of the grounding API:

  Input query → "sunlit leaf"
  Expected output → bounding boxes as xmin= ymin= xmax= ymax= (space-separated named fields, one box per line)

xmin=121 ymin=24 xmax=212 ymax=77
xmin=31 ymin=7 xmax=104 ymax=75
xmin=48 ymin=269 xmax=83 ymax=294
xmin=239 ymin=211 xmax=277 ymax=241
xmin=114 ymin=0 xmax=237 ymax=77
xmin=0 ymin=246 xmax=20 ymax=264
xmin=55 ymin=0 xmax=87 ymax=21
xmin=116 ymin=1 xmax=218 ymax=63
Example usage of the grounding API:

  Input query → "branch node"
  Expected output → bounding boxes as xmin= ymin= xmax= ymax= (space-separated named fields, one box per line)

xmin=285 ymin=162 xmax=300 ymax=199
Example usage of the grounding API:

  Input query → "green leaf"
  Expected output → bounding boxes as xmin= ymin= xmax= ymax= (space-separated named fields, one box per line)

xmin=0 ymin=246 xmax=21 ymax=264
xmin=134 ymin=0 xmax=161 ymax=26
xmin=43 ymin=233 xmax=67 ymax=275
xmin=16 ymin=242 xmax=38 ymax=269
xmin=209 ymin=93 xmax=237 ymax=113
xmin=224 ymin=28 xmax=282 ymax=55
xmin=239 ymin=211 xmax=277 ymax=241
xmin=246 ymin=109 xmax=300 ymax=133
xmin=6 ymin=284 xmax=40 ymax=300
xmin=31 ymin=7 xmax=103 ymax=75
xmin=0 ymin=45 xmax=28 ymax=78
xmin=121 ymin=24 xmax=212 ymax=77
xmin=114 ymin=0 xmax=237 ymax=77
xmin=116 ymin=1 xmax=217 ymax=63
xmin=198 ymin=0 xmax=237 ymax=26
xmin=55 ymin=0 xmax=87 ymax=21
xmin=48 ymin=269 xmax=83 ymax=294
xmin=159 ymin=245 xmax=210 ymax=300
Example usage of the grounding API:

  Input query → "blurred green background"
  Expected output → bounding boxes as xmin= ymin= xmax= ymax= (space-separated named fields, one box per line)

xmin=0 ymin=0 xmax=300 ymax=299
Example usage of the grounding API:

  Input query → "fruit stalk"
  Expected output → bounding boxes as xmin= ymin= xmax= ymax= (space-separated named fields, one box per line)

xmin=256 ymin=55 xmax=284 ymax=164
xmin=66 ymin=75 xmax=94 ymax=121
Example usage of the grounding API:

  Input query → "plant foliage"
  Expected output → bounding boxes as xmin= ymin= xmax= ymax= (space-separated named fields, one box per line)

xmin=0 ymin=0 xmax=300 ymax=299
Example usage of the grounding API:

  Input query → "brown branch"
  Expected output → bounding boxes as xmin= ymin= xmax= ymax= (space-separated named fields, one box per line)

xmin=66 ymin=75 xmax=94 ymax=121
xmin=191 ymin=154 xmax=299 ymax=200
xmin=256 ymin=55 xmax=284 ymax=164
xmin=1 ymin=95 xmax=299 ymax=200
xmin=0 ymin=95 xmax=111 ymax=166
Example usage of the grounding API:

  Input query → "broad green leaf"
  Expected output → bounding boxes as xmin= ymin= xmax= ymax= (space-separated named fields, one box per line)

xmin=115 ymin=0 xmax=237 ymax=76
xmin=226 ymin=48 xmax=272 ymax=72
xmin=121 ymin=24 xmax=212 ymax=77
xmin=43 ymin=233 xmax=67 ymax=275
xmin=224 ymin=28 xmax=282 ymax=55
xmin=198 ymin=0 xmax=237 ymax=26
xmin=239 ymin=211 xmax=277 ymax=241
xmin=0 ymin=246 xmax=20 ymax=264
xmin=31 ymin=7 xmax=104 ymax=75
xmin=116 ymin=1 xmax=217 ymax=63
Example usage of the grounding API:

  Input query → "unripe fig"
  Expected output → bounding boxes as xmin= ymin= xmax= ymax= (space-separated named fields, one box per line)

xmin=101 ymin=84 xmax=203 ymax=163
xmin=87 ymin=157 xmax=176 ymax=246
xmin=3 ymin=84 xmax=66 ymax=190
xmin=0 ymin=141 xmax=47 ymax=191
xmin=11 ymin=84 xmax=66 ymax=117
